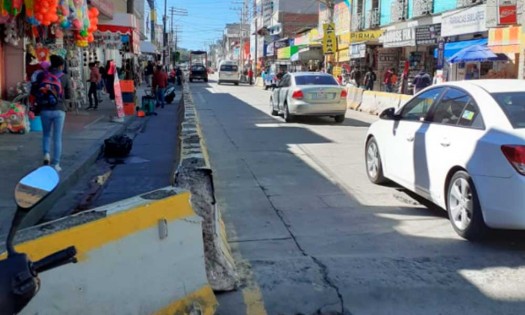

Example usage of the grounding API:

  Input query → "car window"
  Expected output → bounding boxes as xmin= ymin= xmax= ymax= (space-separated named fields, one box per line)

xmin=295 ymin=75 xmax=338 ymax=86
xmin=430 ymin=88 xmax=470 ymax=125
xmin=400 ymin=88 xmax=444 ymax=121
xmin=220 ymin=65 xmax=238 ymax=72
xmin=458 ymin=101 xmax=484 ymax=128
xmin=492 ymin=92 xmax=525 ymax=128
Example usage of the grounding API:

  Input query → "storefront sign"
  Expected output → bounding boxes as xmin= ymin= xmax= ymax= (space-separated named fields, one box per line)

xmin=441 ymin=4 xmax=487 ymax=37
xmin=89 ymin=0 xmax=114 ymax=19
xmin=350 ymin=43 xmax=366 ymax=59
xmin=323 ymin=23 xmax=337 ymax=54
xmin=380 ymin=28 xmax=415 ymax=48
xmin=350 ymin=30 xmax=384 ymax=43
xmin=337 ymin=48 xmax=350 ymax=62
xmin=275 ymin=40 xmax=289 ymax=49
xmin=437 ymin=38 xmax=445 ymax=69
xmin=266 ymin=42 xmax=275 ymax=56
xmin=416 ymin=24 xmax=441 ymax=45
xmin=498 ymin=0 xmax=517 ymax=25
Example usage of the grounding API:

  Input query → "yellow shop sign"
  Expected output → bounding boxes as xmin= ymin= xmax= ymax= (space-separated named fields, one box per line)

xmin=350 ymin=30 xmax=384 ymax=43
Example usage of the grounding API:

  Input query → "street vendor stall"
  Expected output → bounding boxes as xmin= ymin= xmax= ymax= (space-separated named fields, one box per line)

xmin=446 ymin=44 xmax=510 ymax=81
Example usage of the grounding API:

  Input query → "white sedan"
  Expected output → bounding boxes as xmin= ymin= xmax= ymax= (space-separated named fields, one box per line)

xmin=270 ymin=72 xmax=348 ymax=123
xmin=365 ymin=80 xmax=525 ymax=240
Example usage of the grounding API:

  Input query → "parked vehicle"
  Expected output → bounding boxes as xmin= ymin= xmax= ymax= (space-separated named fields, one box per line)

xmin=365 ymin=80 xmax=525 ymax=240
xmin=164 ymin=85 xmax=176 ymax=104
xmin=189 ymin=64 xmax=208 ymax=82
xmin=269 ymin=72 xmax=347 ymax=123
xmin=0 ymin=166 xmax=77 ymax=314
xmin=218 ymin=61 xmax=240 ymax=85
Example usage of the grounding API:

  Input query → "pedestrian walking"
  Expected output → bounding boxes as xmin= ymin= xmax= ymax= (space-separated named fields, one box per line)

xmin=383 ymin=68 xmax=395 ymax=92
xmin=412 ymin=67 xmax=431 ymax=95
xmin=248 ymin=67 xmax=254 ymax=85
xmin=152 ymin=65 xmax=168 ymax=109
xmin=37 ymin=55 xmax=72 ymax=172
xmin=350 ymin=67 xmax=362 ymax=87
xmin=363 ymin=67 xmax=377 ymax=91
xmin=145 ymin=61 xmax=154 ymax=87
xmin=87 ymin=62 xmax=101 ymax=110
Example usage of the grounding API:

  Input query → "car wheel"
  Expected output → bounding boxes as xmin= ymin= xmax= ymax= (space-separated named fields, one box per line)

xmin=283 ymin=103 xmax=294 ymax=123
xmin=270 ymin=97 xmax=278 ymax=116
xmin=365 ymin=137 xmax=387 ymax=184
xmin=334 ymin=115 xmax=345 ymax=123
xmin=447 ymin=171 xmax=488 ymax=240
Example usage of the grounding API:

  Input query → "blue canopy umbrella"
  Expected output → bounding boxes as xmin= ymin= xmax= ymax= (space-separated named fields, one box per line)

xmin=447 ymin=44 xmax=501 ymax=64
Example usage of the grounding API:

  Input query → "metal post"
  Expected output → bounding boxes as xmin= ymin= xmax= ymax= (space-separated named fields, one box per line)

xmin=163 ymin=0 xmax=168 ymax=65
xmin=254 ymin=0 xmax=258 ymax=76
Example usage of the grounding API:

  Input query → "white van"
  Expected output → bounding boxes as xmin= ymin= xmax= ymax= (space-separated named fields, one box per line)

xmin=218 ymin=61 xmax=240 ymax=85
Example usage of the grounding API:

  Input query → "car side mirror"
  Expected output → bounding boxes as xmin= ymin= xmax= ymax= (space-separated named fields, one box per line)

xmin=6 ymin=166 xmax=59 ymax=256
xmin=379 ymin=107 xmax=400 ymax=120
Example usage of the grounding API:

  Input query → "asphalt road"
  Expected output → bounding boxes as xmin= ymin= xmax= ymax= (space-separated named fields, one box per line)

xmin=192 ymin=74 xmax=525 ymax=315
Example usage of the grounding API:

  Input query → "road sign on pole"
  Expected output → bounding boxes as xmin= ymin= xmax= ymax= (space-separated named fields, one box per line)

xmin=323 ymin=23 xmax=337 ymax=54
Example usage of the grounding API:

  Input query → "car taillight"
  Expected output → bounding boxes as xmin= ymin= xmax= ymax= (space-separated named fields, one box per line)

xmin=341 ymin=89 xmax=348 ymax=98
xmin=501 ymin=145 xmax=525 ymax=175
xmin=292 ymin=90 xmax=304 ymax=99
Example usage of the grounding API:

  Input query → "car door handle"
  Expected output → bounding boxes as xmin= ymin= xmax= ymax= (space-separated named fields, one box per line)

xmin=440 ymin=140 xmax=451 ymax=147
xmin=406 ymin=136 xmax=415 ymax=142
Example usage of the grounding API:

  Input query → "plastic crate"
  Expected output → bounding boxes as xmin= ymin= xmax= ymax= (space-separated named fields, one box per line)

xmin=141 ymin=95 xmax=156 ymax=115
xmin=123 ymin=103 xmax=135 ymax=116
xmin=120 ymin=80 xmax=135 ymax=92
xmin=122 ymin=92 xmax=135 ymax=103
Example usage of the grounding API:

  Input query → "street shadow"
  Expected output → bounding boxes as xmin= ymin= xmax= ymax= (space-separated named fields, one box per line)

xmin=190 ymin=81 xmax=525 ymax=315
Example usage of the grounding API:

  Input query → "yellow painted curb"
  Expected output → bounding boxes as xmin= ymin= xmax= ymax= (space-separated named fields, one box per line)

xmin=1 ymin=193 xmax=194 ymax=261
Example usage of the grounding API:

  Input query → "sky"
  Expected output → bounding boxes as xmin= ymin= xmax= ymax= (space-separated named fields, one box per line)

xmin=155 ymin=0 xmax=243 ymax=51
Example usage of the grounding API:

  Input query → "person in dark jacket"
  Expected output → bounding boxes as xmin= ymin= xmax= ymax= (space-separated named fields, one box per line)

xmin=41 ymin=55 xmax=72 ymax=172
xmin=412 ymin=67 xmax=432 ymax=95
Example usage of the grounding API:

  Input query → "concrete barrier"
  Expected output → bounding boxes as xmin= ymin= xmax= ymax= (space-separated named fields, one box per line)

xmin=346 ymin=85 xmax=357 ymax=109
xmin=174 ymin=81 xmax=238 ymax=291
xmin=349 ymin=87 xmax=364 ymax=110
xmin=359 ymin=90 xmax=377 ymax=114
xmin=4 ymin=187 xmax=217 ymax=314
xmin=255 ymin=77 xmax=264 ymax=87
xmin=372 ymin=92 xmax=401 ymax=116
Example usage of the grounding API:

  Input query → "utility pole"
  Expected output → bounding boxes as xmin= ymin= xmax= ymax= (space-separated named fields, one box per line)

xmin=165 ymin=7 xmax=187 ymax=66
xmin=163 ymin=0 xmax=168 ymax=65
xmin=317 ymin=0 xmax=335 ymax=72
xmin=253 ymin=0 xmax=257 ymax=76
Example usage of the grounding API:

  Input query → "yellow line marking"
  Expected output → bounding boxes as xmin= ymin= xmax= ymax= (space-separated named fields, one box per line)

xmin=153 ymin=285 xmax=217 ymax=315
xmin=1 ymin=192 xmax=194 ymax=261
xmin=243 ymin=285 xmax=268 ymax=315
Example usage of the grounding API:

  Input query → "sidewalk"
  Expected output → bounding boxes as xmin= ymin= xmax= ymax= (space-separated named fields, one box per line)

xmin=0 ymin=85 xmax=148 ymax=234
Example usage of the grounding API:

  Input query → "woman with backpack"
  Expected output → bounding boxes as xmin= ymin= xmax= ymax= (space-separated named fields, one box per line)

xmin=38 ymin=55 xmax=72 ymax=172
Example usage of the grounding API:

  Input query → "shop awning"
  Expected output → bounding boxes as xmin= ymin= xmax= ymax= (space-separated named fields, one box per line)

xmin=448 ymin=44 xmax=508 ymax=63
xmin=434 ymin=38 xmax=488 ymax=59
xmin=488 ymin=26 xmax=521 ymax=54
xmin=140 ymin=41 xmax=158 ymax=54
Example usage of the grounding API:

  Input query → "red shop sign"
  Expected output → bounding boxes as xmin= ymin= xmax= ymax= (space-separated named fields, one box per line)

xmin=498 ymin=4 xmax=517 ymax=25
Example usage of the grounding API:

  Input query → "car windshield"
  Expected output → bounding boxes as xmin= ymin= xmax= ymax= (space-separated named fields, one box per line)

xmin=221 ymin=65 xmax=238 ymax=72
xmin=295 ymin=75 xmax=338 ymax=86
xmin=491 ymin=92 xmax=525 ymax=128
xmin=192 ymin=66 xmax=205 ymax=71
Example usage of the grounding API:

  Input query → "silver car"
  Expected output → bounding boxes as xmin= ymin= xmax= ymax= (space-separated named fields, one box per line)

xmin=270 ymin=72 xmax=348 ymax=123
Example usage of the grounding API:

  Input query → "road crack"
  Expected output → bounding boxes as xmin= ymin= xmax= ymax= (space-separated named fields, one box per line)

xmin=241 ymin=158 xmax=348 ymax=315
